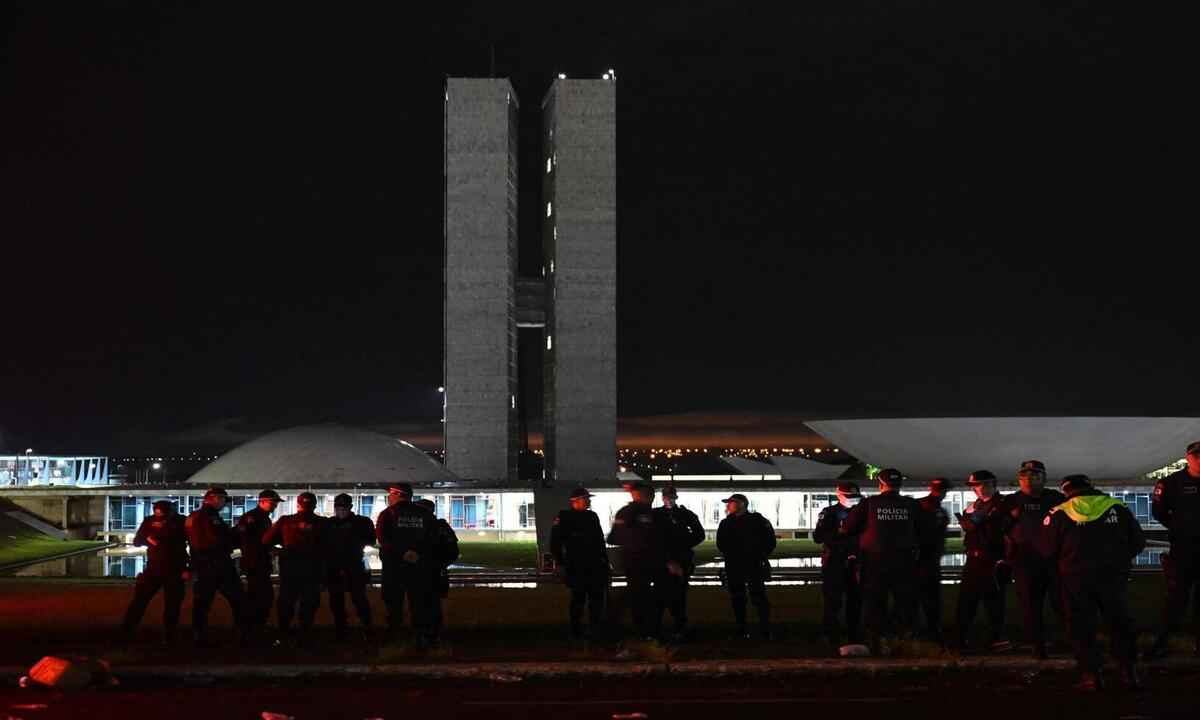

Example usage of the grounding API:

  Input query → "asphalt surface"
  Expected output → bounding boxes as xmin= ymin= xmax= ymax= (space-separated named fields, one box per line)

xmin=4 ymin=669 xmax=1200 ymax=720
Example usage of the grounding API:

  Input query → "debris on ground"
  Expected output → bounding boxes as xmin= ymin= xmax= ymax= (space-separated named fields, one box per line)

xmin=22 ymin=657 xmax=118 ymax=691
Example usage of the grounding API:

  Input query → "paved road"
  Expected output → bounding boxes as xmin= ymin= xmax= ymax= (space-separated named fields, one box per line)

xmin=4 ymin=668 xmax=1200 ymax=719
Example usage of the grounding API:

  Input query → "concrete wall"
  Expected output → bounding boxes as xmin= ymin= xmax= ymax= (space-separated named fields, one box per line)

xmin=7 ymin=494 xmax=107 ymax=539
xmin=540 ymin=78 xmax=617 ymax=489
xmin=444 ymin=77 xmax=520 ymax=484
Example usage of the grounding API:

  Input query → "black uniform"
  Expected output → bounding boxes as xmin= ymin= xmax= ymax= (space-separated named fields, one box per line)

xmin=375 ymin=500 xmax=437 ymax=639
xmin=324 ymin=512 xmax=376 ymax=636
xmin=916 ymin=494 xmax=949 ymax=642
xmin=121 ymin=511 xmax=189 ymax=637
xmin=955 ymin=493 xmax=1008 ymax=647
xmin=551 ymin=508 xmax=610 ymax=638
xmin=1045 ymin=490 xmax=1145 ymax=676
xmin=429 ymin=517 xmax=459 ymax=638
xmin=812 ymin=503 xmax=862 ymax=645
xmin=236 ymin=506 xmax=275 ymax=628
xmin=1003 ymin=489 xmax=1066 ymax=651
xmin=1151 ymin=469 xmax=1200 ymax=643
xmin=653 ymin=503 xmax=706 ymax=635
xmin=185 ymin=505 xmax=245 ymax=636
xmin=262 ymin=510 xmax=326 ymax=633
xmin=840 ymin=490 xmax=931 ymax=648
xmin=716 ymin=512 xmax=776 ymax=635
xmin=608 ymin=501 xmax=669 ymax=639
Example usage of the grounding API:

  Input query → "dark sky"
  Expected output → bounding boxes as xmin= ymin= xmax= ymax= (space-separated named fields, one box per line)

xmin=1 ymin=1 xmax=1189 ymax=453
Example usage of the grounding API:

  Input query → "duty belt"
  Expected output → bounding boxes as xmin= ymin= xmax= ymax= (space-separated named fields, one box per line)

xmin=967 ymin=549 xmax=989 ymax=558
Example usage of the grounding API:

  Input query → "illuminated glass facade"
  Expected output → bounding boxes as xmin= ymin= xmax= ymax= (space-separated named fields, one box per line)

xmin=2 ymin=455 xmax=110 ymax=487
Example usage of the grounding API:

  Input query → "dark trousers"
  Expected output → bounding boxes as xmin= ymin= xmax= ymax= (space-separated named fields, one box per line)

xmin=382 ymin=559 xmax=433 ymax=636
xmin=1159 ymin=549 xmax=1200 ymax=636
xmin=244 ymin=569 xmax=274 ymax=627
xmin=726 ymin=564 xmax=770 ymax=631
xmin=1062 ymin=573 xmax=1137 ymax=673
xmin=657 ymin=572 xmax=690 ymax=632
xmin=328 ymin=565 xmax=372 ymax=632
xmin=1014 ymin=561 xmax=1062 ymax=647
xmin=567 ymin=571 xmax=608 ymax=636
xmin=191 ymin=562 xmax=244 ymax=633
xmin=957 ymin=556 xmax=1006 ymax=645
xmin=916 ymin=561 xmax=943 ymax=641
xmin=822 ymin=561 xmax=862 ymax=644
xmin=862 ymin=556 xmax=917 ymax=644
xmin=122 ymin=573 xmax=185 ymax=634
xmin=430 ymin=568 xmax=450 ymax=634
xmin=626 ymin=570 xmax=662 ymax=638
xmin=278 ymin=570 xmax=321 ymax=633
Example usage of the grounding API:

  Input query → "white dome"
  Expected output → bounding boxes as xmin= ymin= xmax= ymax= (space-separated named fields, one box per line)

xmin=807 ymin=417 xmax=1200 ymax=481
xmin=186 ymin=424 xmax=459 ymax=487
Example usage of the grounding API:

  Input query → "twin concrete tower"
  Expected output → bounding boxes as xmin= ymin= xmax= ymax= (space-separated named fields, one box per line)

xmin=442 ymin=77 xmax=616 ymax=558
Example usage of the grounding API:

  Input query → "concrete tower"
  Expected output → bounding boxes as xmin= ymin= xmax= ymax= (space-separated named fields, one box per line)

xmin=442 ymin=78 xmax=520 ymax=484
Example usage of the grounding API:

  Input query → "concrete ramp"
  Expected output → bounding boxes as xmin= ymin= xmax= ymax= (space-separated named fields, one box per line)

xmin=3 ymin=510 xmax=66 ymax=540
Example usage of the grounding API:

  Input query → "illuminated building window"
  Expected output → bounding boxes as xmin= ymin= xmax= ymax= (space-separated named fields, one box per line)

xmin=546 ymin=335 xmax=553 ymax=350
xmin=546 ymin=202 xmax=552 ymax=217
xmin=546 ymin=158 xmax=552 ymax=173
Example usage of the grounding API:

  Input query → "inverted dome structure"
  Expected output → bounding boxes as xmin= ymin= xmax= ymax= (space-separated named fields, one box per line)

xmin=186 ymin=424 xmax=460 ymax=488
xmin=806 ymin=417 xmax=1200 ymax=482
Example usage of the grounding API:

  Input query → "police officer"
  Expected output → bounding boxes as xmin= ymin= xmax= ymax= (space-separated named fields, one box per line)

xmin=262 ymin=491 xmax=325 ymax=642
xmin=1045 ymin=474 xmax=1145 ymax=691
xmin=1003 ymin=460 xmax=1066 ymax=659
xmin=416 ymin=498 xmax=458 ymax=645
xmin=654 ymin=485 xmax=706 ymax=642
xmin=812 ymin=481 xmax=863 ymax=652
xmin=185 ymin=486 xmax=245 ymax=646
xmin=840 ymin=468 xmax=932 ymax=655
xmin=375 ymin=483 xmax=437 ymax=647
xmin=608 ymin=480 xmax=670 ymax=641
xmin=1146 ymin=440 xmax=1200 ymax=659
xmin=717 ymin=493 xmax=776 ymax=640
xmin=954 ymin=470 xmax=1009 ymax=652
xmin=551 ymin=487 xmax=610 ymax=641
xmin=325 ymin=493 xmax=376 ymax=641
xmin=236 ymin=489 xmax=281 ymax=639
xmin=917 ymin=478 xmax=951 ymax=644
xmin=120 ymin=500 xmax=188 ymax=646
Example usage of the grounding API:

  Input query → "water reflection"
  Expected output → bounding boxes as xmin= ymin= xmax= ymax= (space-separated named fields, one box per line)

xmin=6 ymin=545 xmax=1168 ymax=581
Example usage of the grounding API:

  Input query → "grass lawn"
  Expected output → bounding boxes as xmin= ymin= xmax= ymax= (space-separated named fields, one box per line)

xmin=456 ymin=538 xmax=966 ymax=570
xmin=0 ymin=514 xmax=108 ymax=568
xmin=0 ymin=574 xmax=1177 ymax=667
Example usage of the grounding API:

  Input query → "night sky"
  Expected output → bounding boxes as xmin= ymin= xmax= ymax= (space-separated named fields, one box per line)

xmin=2 ymin=2 xmax=1189 ymax=454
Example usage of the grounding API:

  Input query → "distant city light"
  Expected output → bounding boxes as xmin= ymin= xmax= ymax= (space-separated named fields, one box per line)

xmin=558 ymin=73 xmax=566 ymax=79
xmin=152 ymin=462 xmax=161 ymax=470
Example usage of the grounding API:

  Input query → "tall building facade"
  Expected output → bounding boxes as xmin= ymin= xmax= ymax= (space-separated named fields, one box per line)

xmin=442 ymin=78 xmax=520 ymax=483
xmin=541 ymin=79 xmax=617 ymax=488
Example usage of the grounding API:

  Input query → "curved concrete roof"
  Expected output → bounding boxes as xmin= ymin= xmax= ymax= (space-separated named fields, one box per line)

xmin=722 ymin=455 xmax=848 ymax=481
xmin=186 ymin=424 xmax=460 ymax=487
xmin=806 ymin=417 xmax=1200 ymax=481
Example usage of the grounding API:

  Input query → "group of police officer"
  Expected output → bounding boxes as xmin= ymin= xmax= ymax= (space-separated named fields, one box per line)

xmin=551 ymin=480 xmax=777 ymax=645
xmin=813 ymin=440 xmax=1200 ymax=690
xmin=117 ymin=439 xmax=1200 ymax=689
xmin=120 ymin=482 xmax=458 ymax=649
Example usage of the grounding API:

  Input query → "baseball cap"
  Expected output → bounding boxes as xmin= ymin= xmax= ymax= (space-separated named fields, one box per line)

xmin=258 ymin=489 xmax=282 ymax=501
xmin=1018 ymin=460 xmax=1046 ymax=476
xmin=388 ymin=483 xmax=413 ymax=497
xmin=661 ymin=485 xmax=679 ymax=499
xmin=1187 ymin=441 xmax=1200 ymax=456
xmin=623 ymin=479 xmax=654 ymax=493
xmin=204 ymin=486 xmax=229 ymax=499
xmin=965 ymin=470 xmax=997 ymax=486
xmin=928 ymin=478 xmax=951 ymax=491
xmin=722 ymin=493 xmax=749 ymax=505
xmin=569 ymin=487 xmax=593 ymax=499
xmin=333 ymin=492 xmax=353 ymax=508
xmin=415 ymin=498 xmax=435 ymax=512
xmin=1059 ymin=474 xmax=1092 ymax=493
xmin=876 ymin=468 xmax=904 ymax=486
xmin=835 ymin=481 xmax=861 ymax=496
xmin=152 ymin=499 xmax=175 ymax=512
